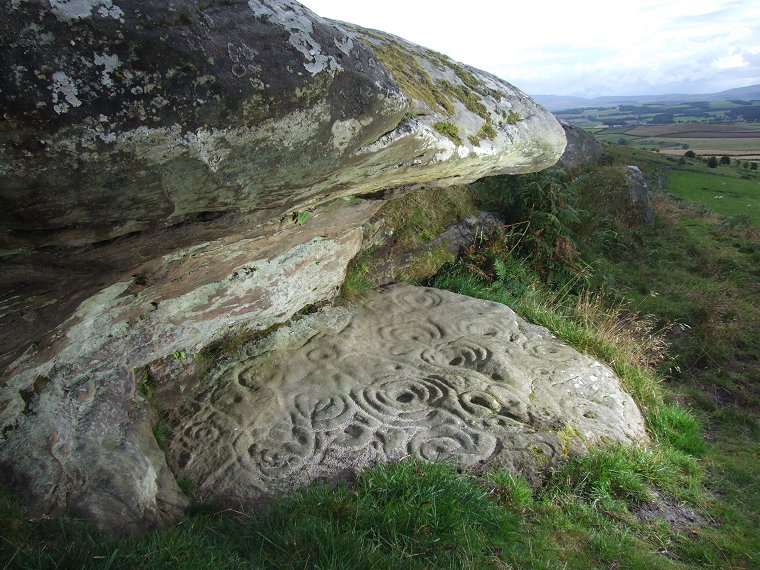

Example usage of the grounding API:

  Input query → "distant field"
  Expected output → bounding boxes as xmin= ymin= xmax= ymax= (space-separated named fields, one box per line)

xmin=665 ymin=170 xmax=760 ymax=224
xmin=556 ymin=98 xmax=760 ymax=127
xmin=627 ymin=123 xmax=760 ymax=137
xmin=660 ymin=149 xmax=760 ymax=159
xmin=594 ymin=123 xmax=760 ymax=158
xmin=651 ymin=137 xmax=760 ymax=152
xmin=559 ymin=98 xmax=760 ymax=159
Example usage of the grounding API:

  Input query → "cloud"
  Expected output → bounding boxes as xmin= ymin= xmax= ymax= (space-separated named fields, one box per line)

xmin=713 ymin=53 xmax=749 ymax=70
xmin=301 ymin=0 xmax=760 ymax=97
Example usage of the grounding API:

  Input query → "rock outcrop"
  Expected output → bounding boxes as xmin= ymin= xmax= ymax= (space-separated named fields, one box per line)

xmin=0 ymin=0 xmax=566 ymax=531
xmin=557 ymin=120 xmax=602 ymax=169
xmin=156 ymin=285 xmax=647 ymax=503
xmin=625 ymin=166 xmax=655 ymax=224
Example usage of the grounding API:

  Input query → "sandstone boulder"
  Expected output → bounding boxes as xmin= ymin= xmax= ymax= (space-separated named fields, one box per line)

xmin=557 ymin=120 xmax=602 ymax=169
xmin=0 ymin=0 xmax=565 ymax=531
xmin=157 ymin=285 xmax=647 ymax=503
xmin=625 ymin=166 xmax=655 ymax=224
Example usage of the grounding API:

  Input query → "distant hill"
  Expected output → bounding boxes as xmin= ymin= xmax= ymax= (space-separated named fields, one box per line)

xmin=534 ymin=84 xmax=760 ymax=112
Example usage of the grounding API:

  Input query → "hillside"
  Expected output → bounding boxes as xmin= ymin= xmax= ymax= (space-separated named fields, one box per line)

xmin=536 ymin=84 xmax=760 ymax=112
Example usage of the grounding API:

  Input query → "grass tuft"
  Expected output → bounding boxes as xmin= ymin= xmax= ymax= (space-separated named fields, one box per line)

xmin=647 ymin=404 xmax=706 ymax=457
xmin=433 ymin=121 xmax=463 ymax=146
xmin=340 ymin=250 xmax=375 ymax=302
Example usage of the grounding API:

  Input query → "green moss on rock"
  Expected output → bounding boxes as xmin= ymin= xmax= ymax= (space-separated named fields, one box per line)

xmin=371 ymin=40 xmax=454 ymax=115
xmin=506 ymin=110 xmax=521 ymax=125
xmin=467 ymin=120 xmax=498 ymax=146
xmin=436 ymin=80 xmax=489 ymax=120
xmin=434 ymin=121 xmax=462 ymax=146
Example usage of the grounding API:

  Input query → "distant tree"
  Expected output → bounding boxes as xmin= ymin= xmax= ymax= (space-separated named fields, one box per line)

xmin=681 ymin=144 xmax=689 ymax=150
xmin=707 ymin=156 xmax=719 ymax=168
xmin=752 ymin=162 xmax=758 ymax=171
xmin=650 ymin=112 xmax=674 ymax=124
xmin=617 ymin=137 xmax=629 ymax=145
xmin=744 ymin=162 xmax=750 ymax=169
xmin=719 ymin=155 xmax=731 ymax=165
xmin=684 ymin=150 xmax=696 ymax=159
xmin=678 ymin=156 xmax=686 ymax=165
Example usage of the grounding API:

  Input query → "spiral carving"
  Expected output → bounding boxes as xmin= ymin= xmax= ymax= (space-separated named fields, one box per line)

xmin=350 ymin=376 xmax=451 ymax=426
xmin=165 ymin=285 xmax=644 ymax=504
xmin=421 ymin=339 xmax=492 ymax=370
xmin=408 ymin=425 xmax=497 ymax=465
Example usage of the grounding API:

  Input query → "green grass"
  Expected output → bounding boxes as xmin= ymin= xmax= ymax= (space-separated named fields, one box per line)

xmin=340 ymin=249 xmax=375 ymax=302
xmin=646 ymin=404 xmax=705 ymax=457
xmin=543 ymin=444 xmax=700 ymax=508
xmin=340 ymin=185 xmax=477 ymax=291
xmin=0 ymin=461 xmax=519 ymax=569
xmin=665 ymin=169 xmax=760 ymax=225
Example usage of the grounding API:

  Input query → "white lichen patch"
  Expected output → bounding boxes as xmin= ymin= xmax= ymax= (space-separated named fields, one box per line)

xmin=82 ymin=122 xmax=117 ymax=146
xmin=247 ymin=0 xmax=342 ymax=76
xmin=253 ymin=99 xmax=329 ymax=149
xmin=184 ymin=129 xmax=233 ymax=172
xmin=93 ymin=53 xmax=121 ymax=88
xmin=51 ymin=71 xmax=82 ymax=114
xmin=334 ymin=35 xmax=353 ymax=56
xmin=114 ymin=124 xmax=185 ymax=163
xmin=97 ymin=2 xmax=123 ymax=21
xmin=48 ymin=0 xmax=124 ymax=22
xmin=331 ymin=117 xmax=372 ymax=153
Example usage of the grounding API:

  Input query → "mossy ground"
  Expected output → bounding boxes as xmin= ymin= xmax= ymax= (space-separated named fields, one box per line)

xmin=3 ymin=145 xmax=759 ymax=568
xmin=340 ymin=185 xmax=477 ymax=300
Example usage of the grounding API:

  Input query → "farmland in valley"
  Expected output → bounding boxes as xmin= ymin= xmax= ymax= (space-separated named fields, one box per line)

xmin=556 ymin=98 xmax=760 ymax=160
xmin=595 ymin=123 xmax=760 ymax=159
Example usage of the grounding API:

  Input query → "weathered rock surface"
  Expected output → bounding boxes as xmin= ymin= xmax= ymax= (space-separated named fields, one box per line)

xmin=158 ymin=285 xmax=647 ymax=503
xmin=1 ymin=0 xmax=564 ymax=252
xmin=625 ymin=166 xmax=655 ymax=224
xmin=1 ymin=0 xmax=565 ymax=378
xmin=0 ymin=198 xmax=377 ymax=532
xmin=0 ymin=0 xmax=566 ymax=531
xmin=557 ymin=120 xmax=602 ymax=169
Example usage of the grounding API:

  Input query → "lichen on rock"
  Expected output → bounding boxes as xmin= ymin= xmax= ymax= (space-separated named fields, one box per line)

xmin=0 ymin=0 xmax=567 ymax=532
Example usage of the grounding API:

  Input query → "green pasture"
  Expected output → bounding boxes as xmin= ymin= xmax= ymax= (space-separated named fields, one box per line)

xmin=665 ymin=170 xmax=760 ymax=224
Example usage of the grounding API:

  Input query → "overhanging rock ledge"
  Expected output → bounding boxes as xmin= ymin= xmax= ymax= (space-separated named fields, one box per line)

xmin=0 ymin=0 xmax=565 ymax=531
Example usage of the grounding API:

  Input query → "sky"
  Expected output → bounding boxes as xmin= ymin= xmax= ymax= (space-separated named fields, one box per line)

xmin=299 ymin=0 xmax=760 ymax=98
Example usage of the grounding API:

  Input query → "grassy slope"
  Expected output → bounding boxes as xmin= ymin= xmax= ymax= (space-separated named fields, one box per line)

xmin=2 ymin=146 xmax=759 ymax=569
xmin=581 ymin=149 xmax=760 ymax=567
xmin=431 ymin=149 xmax=760 ymax=567
xmin=664 ymin=170 xmax=760 ymax=224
